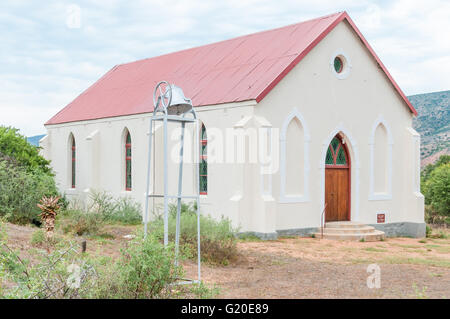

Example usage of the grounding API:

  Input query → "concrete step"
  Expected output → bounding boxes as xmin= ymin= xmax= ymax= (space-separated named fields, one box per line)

xmin=314 ymin=221 xmax=385 ymax=241
xmin=313 ymin=230 xmax=385 ymax=242
xmin=320 ymin=226 xmax=375 ymax=234
xmin=324 ymin=221 xmax=366 ymax=228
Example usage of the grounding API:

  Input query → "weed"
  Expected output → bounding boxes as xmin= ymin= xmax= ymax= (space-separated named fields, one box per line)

xmin=412 ymin=283 xmax=428 ymax=299
xmin=30 ymin=229 xmax=46 ymax=246
xmin=238 ymin=233 xmax=263 ymax=242
xmin=426 ymin=225 xmax=432 ymax=237
xmin=364 ymin=247 xmax=387 ymax=253
xmin=149 ymin=202 xmax=239 ymax=265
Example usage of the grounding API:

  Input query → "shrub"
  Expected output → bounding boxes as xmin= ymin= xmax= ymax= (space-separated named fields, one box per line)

xmin=423 ymin=163 xmax=450 ymax=219
xmin=30 ymin=229 xmax=46 ymax=246
xmin=0 ymin=158 xmax=58 ymax=224
xmin=107 ymin=235 xmax=182 ymax=298
xmin=421 ymin=155 xmax=450 ymax=185
xmin=0 ymin=222 xmax=97 ymax=299
xmin=1 ymin=217 xmax=213 ymax=299
xmin=76 ymin=234 xmax=183 ymax=299
xmin=149 ymin=202 xmax=238 ymax=265
xmin=426 ymin=225 xmax=432 ymax=238
xmin=88 ymin=190 xmax=142 ymax=225
xmin=58 ymin=191 xmax=142 ymax=236
xmin=59 ymin=209 xmax=104 ymax=236
xmin=0 ymin=126 xmax=51 ymax=174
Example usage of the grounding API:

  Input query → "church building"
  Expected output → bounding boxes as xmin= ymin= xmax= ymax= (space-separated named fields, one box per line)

xmin=41 ymin=12 xmax=425 ymax=239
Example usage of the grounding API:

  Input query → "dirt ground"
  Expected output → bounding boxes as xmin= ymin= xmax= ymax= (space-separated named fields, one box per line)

xmin=4 ymin=223 xmax=450 ymax=299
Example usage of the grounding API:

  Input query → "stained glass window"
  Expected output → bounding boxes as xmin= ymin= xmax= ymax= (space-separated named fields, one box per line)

xmin=326 ymin=136 xmax=348 ymax=166
xmin=125 ymin=131 xmax=132 ymax=190
xmin=326 ymin=147 xmax=334 ymax=165
xmin=334 ymin=56 xmax=343 ymax=73
xmin=336 ymin=147 xmax=347 ymax=165
xmin=331 ymin=137 xmax=340 ymax=152
xmin=71 ymin=137 xmax=76 ymax=188
xmin=200 ymin=124 xmax=207 ymax=194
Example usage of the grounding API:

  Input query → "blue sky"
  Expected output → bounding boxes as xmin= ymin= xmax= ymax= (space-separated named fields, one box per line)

xmin=1 ymin=0 xmax=449 ymax=136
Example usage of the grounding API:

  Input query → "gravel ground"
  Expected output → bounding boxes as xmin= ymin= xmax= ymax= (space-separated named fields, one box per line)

xmin=184 ymin=236 xmax=450 ymax=299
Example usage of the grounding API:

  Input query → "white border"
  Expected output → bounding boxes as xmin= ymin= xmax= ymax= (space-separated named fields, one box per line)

xmin=260 ymin=126 xmax=273 ymax=197
xmin=369 ymin=115 xmax=393 ymax=201
xmin=279 ymin=108 xmax=310 ymax=203
xmin=330 ymin=49 xmax=352 ymax=80
xmin=320 ymin=124 xmax=360 ymax=222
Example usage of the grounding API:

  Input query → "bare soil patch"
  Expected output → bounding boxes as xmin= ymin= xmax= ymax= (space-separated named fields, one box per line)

xmin=183 ymin=235 xmax=450 ymax=298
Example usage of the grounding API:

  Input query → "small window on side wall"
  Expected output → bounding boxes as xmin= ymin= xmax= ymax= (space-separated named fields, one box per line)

xmin=125 ymin=131 xmax=132 ymax=191
xmin=70 ymin=135 xmax=76 ymax=188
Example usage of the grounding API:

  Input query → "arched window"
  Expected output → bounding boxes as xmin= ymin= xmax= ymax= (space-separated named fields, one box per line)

xmin=125 ymin=131 xmax=132 ymax=191
xmin=200 ymin=124 xmax=207 ymax=195
xmin=71 ymin=135 xmax=76 ymax=188
xmin=325 ymin=136 xmax=349 ymax=167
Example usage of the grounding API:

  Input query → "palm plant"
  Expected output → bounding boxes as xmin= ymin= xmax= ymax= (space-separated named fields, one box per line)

xmin=37 ymin=196 xmax=61 ymax=239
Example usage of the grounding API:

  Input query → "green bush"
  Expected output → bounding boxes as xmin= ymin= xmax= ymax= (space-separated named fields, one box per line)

xmin=421 ymin=155 xmax=450 ymax=226
xmin=0 ymin=224 xmax=97 ymax=299
xmin=0 ymin=126 xmax=51 ymax=174
xmin=58 ymin=209 xmax=105 ymax=236
xmin=0 ymin=127 xmax=58 ymax=224
xmin=0 ymin=219 xmax=215 ymax=299
xmin=30 ymin=229 xmax=46 ymax=246
xmin=88 ymin=190 xmax=142 ymax=225
xmin=58 ymin=191 xmax=142 ymax=236
xmin=149 ymin=203 xmax=238 ymax=265
xmin=421 ymin=155 xmax=450 ymax=185
xmin=0 ymin=158 xmax=58 ymax=224
xmin=95 ymin=235 xmax=183 ymax=299
xmin=426 ymin=225 xmax=432 ymax=238
xmin=423 ymin=163 xmax=450 ymax=219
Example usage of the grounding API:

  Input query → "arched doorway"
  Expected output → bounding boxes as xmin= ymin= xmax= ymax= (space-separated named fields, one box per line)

xmin=325 ymin=134 xmax=350 ymax=221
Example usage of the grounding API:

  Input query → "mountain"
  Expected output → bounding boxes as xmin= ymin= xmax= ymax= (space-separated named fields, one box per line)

xmin=27 ymin=134 xmax=46 ymax=147
xmin=409 ymin=90 xmax=450 ymax=166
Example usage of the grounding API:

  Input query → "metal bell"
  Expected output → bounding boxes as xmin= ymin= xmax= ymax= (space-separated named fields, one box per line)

xmin=167 ymin=84 xmax=193 ymax=115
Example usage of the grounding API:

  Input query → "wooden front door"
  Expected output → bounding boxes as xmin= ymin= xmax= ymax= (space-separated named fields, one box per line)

xmin=325 ymin=135 xmax=350 ymax=222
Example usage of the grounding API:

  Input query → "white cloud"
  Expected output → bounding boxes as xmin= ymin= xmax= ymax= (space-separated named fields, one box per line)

xmin=0 ymin=0 xmax=449 ymax=135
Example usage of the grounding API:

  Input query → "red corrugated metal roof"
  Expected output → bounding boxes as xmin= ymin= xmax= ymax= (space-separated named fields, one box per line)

xmin=46 ymin=11 xmax=416 ymax=125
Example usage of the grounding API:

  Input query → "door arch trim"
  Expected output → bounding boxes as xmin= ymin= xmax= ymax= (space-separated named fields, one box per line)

xmin=320 ymin=124 xmax=360 ymax=223
xmin=325 ymin=134 xmax=351 ymax=221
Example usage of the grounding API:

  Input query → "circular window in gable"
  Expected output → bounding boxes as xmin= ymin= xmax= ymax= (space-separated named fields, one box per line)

xmin=330 ymin=50 xmax=352 ymax=79
xmin=334 ymin=56 xmax=344 ymax=73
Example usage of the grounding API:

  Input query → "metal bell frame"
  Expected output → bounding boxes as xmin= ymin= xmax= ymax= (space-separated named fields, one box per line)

xmin=143 ymin=81 xmax=201 ymax=284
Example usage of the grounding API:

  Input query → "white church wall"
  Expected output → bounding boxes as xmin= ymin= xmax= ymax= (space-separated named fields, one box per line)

xmin=43 ymin=101 xmax=257 ymax=229
xmin=255 ymin=20 xmax=423 ymax=232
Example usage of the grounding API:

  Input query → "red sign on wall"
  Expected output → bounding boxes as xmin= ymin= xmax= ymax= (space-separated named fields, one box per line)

xmin=377 ymin=213 xmax=385 ymax=223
